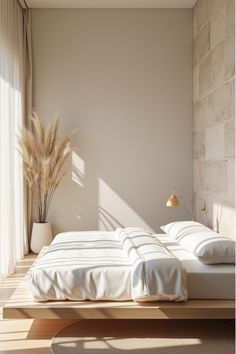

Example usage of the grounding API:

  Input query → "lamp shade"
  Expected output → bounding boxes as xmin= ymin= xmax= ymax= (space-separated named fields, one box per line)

xmin=166 ymin=195 xmax=179 ymax=207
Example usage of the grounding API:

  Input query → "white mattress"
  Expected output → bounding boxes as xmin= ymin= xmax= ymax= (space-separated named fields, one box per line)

xmin=156 ymin=234 xmax=235 ymax=299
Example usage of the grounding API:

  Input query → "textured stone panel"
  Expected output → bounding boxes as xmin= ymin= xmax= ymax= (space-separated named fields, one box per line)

xmin=193 ymin=0 xmax=235 ymax=240
xmin=224 ymin=30 xmax=235 ymax=81
xmin=227 ymin=158 xmax=235 ymax=202
xmin=192 ymin=79 xmax=234 ymax=130
xmin=193 ymin=102 xmax=202 ymax=132
xmin=193 ymin=23 xmax=210 ymax=65
xmin=199 ymin=43 xmax=224 ymax=96
xmin=214 ymin=79 xmax=235 ymax=122
xmin=193 ymin=64 xmax=199 ymax=102
xmin=193 ymin=159 xmax=200 ymax=192
xmin=213 ymin=199 xmax=236 ymax=237
xmin=195 ymin=79 xmax=235 ymax=130
xmin=205 ymin=123 xmax=225 ymax=158
xmin=194 ymin=191 xmax=236 ymax=238
xmin=194 ymin=159 xmax=227 ymax=194
xmin=193 ymin=190 xmax=212 ymax=229
xmin=226 ymin=0 xmax=235 ymax=33
xmin=210 ymin=2 xmax=227 ymax=48
xmin=193 ymin=5 xmax=198 ymax=37
xmin=193 ymin=130 xmax=205 ymax=158
xmin=224 ymin=119 xmax=235 ymax=157
xmin=193 ymin=98 xmax=214 ymax=131
xmin=197 ymin=0 xmax=209 ymax=31
xmin=208 ymin=0 xmax=225 ymax=17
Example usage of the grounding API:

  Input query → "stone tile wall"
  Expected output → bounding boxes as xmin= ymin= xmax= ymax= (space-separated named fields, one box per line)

xmin=193 ymin=0 xmax=235 ymax=238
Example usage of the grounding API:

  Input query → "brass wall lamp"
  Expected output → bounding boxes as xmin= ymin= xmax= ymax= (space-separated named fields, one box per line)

xmin=166 ymin=186 xmax=196 ymax=221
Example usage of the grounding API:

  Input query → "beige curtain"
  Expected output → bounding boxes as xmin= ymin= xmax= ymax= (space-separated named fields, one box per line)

xmin=23 ymin=8 xmax=33 ymax=244
xmin=0 ymin=0 xmax=32 ymax=278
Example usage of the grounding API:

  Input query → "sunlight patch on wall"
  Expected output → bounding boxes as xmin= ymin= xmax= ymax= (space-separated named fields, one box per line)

xmin=72 ymin=150 xmax=85 ymax=188
xmin=213 ymin=201 xmax=236 ymax=239
xmin=98 ymin=178 xmax=154 ymax=233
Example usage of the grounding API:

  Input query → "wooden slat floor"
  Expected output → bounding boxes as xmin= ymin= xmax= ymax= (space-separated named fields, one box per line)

xmin=0 ymin=254 xmax=75 ymax=354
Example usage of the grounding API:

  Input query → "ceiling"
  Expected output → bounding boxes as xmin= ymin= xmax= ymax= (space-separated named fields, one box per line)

xmin=24 ymin=0 xmax=198 ymax=9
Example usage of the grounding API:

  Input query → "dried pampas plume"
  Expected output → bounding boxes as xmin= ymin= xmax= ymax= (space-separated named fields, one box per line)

xmin=18 ymin=112 xmax=74 ymax=223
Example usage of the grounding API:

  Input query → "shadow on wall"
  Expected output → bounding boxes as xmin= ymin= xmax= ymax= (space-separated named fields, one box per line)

xmin=71 ymin=150 xmax=155 ymax=233
xmin=99 ymin=206 xmax=124 ymax=230
xmin=98 ymin=178 xmax=155 ymax=233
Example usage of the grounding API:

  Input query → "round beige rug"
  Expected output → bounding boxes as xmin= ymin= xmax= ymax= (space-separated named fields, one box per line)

xmin=51 ymin=319 xmax=234 ymax=354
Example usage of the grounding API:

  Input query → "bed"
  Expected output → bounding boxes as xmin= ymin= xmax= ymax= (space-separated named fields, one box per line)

xmin=3 ymin=227 xmax=235 ymax=320
xmin=30 ymin=228 xmax=188 ymax=302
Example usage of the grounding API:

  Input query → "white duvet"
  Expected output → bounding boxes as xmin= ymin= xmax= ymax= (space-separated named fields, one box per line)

xmin=30 ymin=227 xmax=187 ymax=302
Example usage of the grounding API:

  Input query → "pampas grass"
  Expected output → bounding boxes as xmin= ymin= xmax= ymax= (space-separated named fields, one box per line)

xmin=18 ymin=112 xmax=73 ymax=223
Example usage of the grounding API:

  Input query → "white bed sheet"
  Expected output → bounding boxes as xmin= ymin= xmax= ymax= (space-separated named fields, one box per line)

xmin=156 ymin=234 xmax=235 ymax=299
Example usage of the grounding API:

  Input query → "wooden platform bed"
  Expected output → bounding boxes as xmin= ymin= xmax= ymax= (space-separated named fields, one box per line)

xmin=3 ymin=248 xmax=235 ymax=320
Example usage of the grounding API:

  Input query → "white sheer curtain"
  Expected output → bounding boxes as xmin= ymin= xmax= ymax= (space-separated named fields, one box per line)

xmin=0 ymin=0 xmax=31 ymax=278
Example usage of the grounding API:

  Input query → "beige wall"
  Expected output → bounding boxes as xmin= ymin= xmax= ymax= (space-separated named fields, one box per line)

xmin=32 ymin=9 xmax=192 ymax=235
xmin=193 ymin=0 xmax=235 ymax=238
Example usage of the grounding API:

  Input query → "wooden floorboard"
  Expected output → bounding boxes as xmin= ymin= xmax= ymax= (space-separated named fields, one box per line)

xmin=3 ymin=248 xmax=235 ymax=320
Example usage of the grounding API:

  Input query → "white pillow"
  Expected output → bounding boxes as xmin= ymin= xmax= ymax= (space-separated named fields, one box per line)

xmin=160 ymin=221 xmax=212 ymax=240
xmin=160 ymin=221 xmax=235 ymax=264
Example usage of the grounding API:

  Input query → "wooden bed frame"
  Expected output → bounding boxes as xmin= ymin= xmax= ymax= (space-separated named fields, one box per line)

xmin=3 ymin=247 xmax=235 ymax=320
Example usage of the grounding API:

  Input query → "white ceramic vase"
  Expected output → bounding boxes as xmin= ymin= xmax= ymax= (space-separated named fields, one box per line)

xmin=30 ymin=222 xmax=52 ymax=254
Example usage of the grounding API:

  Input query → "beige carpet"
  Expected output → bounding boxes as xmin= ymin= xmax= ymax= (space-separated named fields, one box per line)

xmin=51 ymin=319 xmax=234 ymax=354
